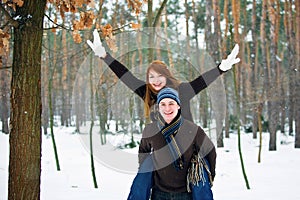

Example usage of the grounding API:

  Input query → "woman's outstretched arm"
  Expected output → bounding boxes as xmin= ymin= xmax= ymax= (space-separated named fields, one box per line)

xmin=87 ymin=29 xmax=146 ymax=99
xmin=185 ymin=44 xmax=240 ymax=98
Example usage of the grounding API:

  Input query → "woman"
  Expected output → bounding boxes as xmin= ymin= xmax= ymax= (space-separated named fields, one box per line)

xmin=134 ymin=87 xmax=216 ymax=200
xmin=87 ymin=29 xmax=240 ymax=122
xmin=87 ymin=29 xmax=236 ymax=199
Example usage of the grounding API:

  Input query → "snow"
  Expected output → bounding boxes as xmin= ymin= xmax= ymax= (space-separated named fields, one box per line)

xmin=1 ymin=125 xmax=300 ymax=200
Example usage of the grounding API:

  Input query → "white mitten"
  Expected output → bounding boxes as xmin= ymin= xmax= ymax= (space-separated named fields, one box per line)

xmin=219 ymin=44 xmax=241 ymax=71
xmin=87 ymin=29 xmax=106 ymax=58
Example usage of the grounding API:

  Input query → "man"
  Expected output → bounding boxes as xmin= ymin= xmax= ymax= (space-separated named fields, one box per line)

xmin=128 ymin=87 xmax=216 ymax=200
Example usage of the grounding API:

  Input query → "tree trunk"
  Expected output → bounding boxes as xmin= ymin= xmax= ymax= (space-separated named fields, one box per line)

xmin=295 ymin=0 xmax=300 ymax=148
xmin=191 ymin=1 xmax=208 ymax=128
xmin=60 ymin=28 xmax=70 ymax=127
xmin=222 ymin=0 xmax=230 ymax=139
xmin=0 ymin=70 xmax=10 ymax=134
xmin=212 ymin=0 xmax=224 ymax=148
xmin=42 ymin=48 xmax=49 ymax=135
xmin=284 ymin=0 xmax=296 ymax=136
xmin=232 ymin=0 xmax=250 ymax=190
xmin=267 ymin=0 xmax=280 ymax=151
xmin=8 ymin=0 xmax=46 ymax=199
xmin=250 ymin=0 xmax=258 ymax=139
xmin=89 ymin=55 xmax=98 ymax=188
xmin=205 ymin=0 xmax=224 ymax=147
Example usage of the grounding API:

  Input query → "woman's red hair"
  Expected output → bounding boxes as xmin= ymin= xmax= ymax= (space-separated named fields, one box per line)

xmin=144 ymin=60 xmax=180 ymax=119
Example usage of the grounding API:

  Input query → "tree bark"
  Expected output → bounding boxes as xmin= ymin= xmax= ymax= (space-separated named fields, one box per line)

xmin=267 ymin=0 xmax=280 ymax=151
xmin=8 ymin=0 xmax=46 ymax=199
xmin=250 ymin=0 xmax=258 ymax=139
xmin=222 ymin=0 xmax=230 ymax=139
xmin=295 ymin=0 xmax=300 ymax=148
xmin=284 ymin=0 xmax=296 ymax=136
xmin=0 ymin=70 xmax=10 ymax=134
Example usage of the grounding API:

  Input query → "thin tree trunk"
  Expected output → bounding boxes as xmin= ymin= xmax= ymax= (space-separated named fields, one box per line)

xmin=147 ymin=0 xmax=154 ymax=62
xmin=267 ymin=0 xmax=280 ymax=151
xmin=42 ymin=63 xmax=49 ymax=135
xmin=223 ymin=0 xmax=230 ymax=138
xmin=211 ymin=0 xmax=224 ymax=148
xmin=0 ymin=70 xmax=10 ymax=134
xmin=295 ymin=0 xmax=300 ymax=148
xmin=260 ymin=0 xmax=268 ymax=148
xmin=250 ymin=0 xmax=258 ymax=138
xmin=192 ymin=0 xmax=208 ymax=128
xmin=257 ymin=102 xmax=263 ymax=163
xmin=46 ymin=28 xmax=61 ymax=171
xmin=232 ymin=0 xmax=250 ymax=190
xmin=164 ymin=7 xmax=174 ymax=68
xmin=137 ymin=18 xmax=145 ymax=131
xmin=89 ymin=55 xmax=98 ymax=188
xmin=284 ymin=0 xmax=296 ymax=136
xmin=61 ymin=28 xmax=70 ymax=126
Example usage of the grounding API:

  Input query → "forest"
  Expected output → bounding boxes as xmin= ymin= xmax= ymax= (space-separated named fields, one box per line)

xmin=0 ymin=0 xmax=299 ymax=199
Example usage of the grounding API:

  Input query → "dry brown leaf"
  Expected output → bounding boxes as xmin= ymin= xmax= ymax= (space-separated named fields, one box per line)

xmin=101 ymin=24 xmax=113 ymax=38
xmin=70 ymin=4 xmax=77 ymax=13
xmin=13 ymin=0 xmax=24 ymax=7
xmin=73 ymin=0 xmax=84 ymax=7
xmin=73 ymin=20 xmax=84 ymax=30
xmin=60 ymin=9 xmax=65 ymax=18
xmin=72 ymin=11 xmax=95 ymax=30
xmin=87 ymin=0 xmax=96 ymax=8
xmin=0 ymin=29 xmax=10 ymax=56
xmin=10 ymin=3 xmax=16 ymax=11
xmin=131 ymin=23 xmax=141 ymax=29
xmin=127 ymin=0 xmax=144 ymax=15
xmin=105 ymin=36 xmax=118 ymax=53
xmin=82 ymin=11 xmax=95 ymax=28
xmin=2 ymin=37 xmax=9 ymax=48
xmin=72 ymin=31 xmax=82 ymax=43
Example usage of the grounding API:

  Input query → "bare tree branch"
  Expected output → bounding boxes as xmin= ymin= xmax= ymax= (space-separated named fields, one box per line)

xmin=153 ymin=0 xmax=168 ymax=27
xmin=43 ymin=14 xmax=73 ymax=31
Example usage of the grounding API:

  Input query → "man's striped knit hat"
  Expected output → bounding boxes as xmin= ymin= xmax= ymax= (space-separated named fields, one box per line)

xmin=157 ymin=87 xmax=180 ymax=105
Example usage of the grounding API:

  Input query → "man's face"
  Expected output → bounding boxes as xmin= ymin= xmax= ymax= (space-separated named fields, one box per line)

xmin=158 ymin=98 xmax=180 ymax=124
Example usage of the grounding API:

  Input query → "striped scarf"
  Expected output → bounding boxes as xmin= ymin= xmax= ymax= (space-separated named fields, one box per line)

xmin=157 ymin=112 xmax=184 ymax=170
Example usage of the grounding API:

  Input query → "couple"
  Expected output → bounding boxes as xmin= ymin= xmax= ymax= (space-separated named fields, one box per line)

xmin=87 ymin=29 xmax=240 ymax=199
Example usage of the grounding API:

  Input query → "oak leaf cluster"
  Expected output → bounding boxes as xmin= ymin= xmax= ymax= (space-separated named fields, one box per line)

xmin=0 ymin=0 xmax=144 ymax=66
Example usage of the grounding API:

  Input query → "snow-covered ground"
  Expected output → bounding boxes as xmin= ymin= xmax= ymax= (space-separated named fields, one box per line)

xmin=1 ymin=125 xmax=299 ymax=200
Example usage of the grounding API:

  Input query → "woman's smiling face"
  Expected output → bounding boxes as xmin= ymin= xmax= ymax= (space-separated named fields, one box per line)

xmin=148 ymin=69 xmax=167 ymax=92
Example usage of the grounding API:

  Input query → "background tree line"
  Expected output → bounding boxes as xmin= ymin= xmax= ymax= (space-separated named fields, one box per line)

xmin=0 ymin=0 xmax=299 ymax=198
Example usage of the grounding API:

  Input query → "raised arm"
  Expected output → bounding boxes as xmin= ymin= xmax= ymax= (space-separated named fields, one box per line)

xmin=186 ymin=44 xmax=240 ymax=98
xmin=87 ymin=29 xmax=146 ymax=99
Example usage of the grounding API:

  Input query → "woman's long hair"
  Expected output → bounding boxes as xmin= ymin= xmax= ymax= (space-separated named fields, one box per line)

xmin=144 ymin=60 xmax=180 ymax=119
